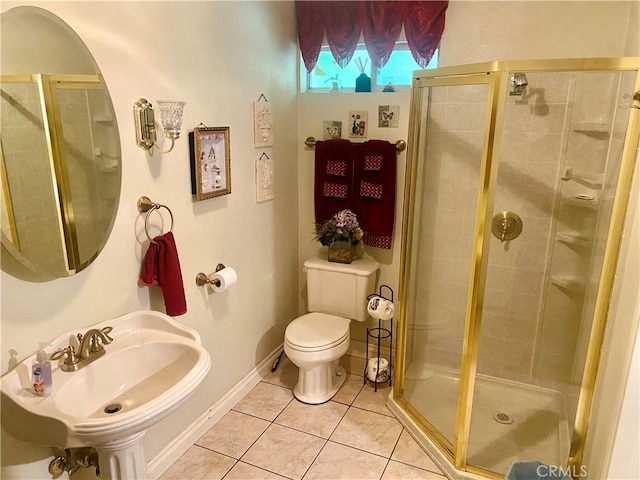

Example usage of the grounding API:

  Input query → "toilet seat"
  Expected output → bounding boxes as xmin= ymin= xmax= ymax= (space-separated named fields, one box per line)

xmin=285 ymin=313 xmax=350 ymax=352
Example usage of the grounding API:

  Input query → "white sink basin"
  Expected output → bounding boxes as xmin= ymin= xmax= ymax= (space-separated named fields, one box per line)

xmin=1 ymin=310 xmax=210 ymax=478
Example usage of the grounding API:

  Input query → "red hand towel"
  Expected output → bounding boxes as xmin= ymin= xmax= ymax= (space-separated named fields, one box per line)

xmin=139 ymin=232 xmax=187 ymax=317
xmin=314 ymin=138 xmax=354 ymax=224
xmin=353 ymin=140 xmax=397 ymax=249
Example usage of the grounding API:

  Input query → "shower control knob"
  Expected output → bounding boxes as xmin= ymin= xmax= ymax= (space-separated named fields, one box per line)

xmin=491 ymin=211 xmax=523 ymax=243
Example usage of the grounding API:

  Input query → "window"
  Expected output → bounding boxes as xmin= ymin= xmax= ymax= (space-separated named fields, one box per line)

xmin=307 ymin=42 xmax=438 ymax=92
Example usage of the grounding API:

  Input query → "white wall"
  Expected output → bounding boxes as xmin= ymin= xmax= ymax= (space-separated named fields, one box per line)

xmin=1 ymin=1 xmax=298 ymax=478
xmin=440 ymin=0 xmax=635 ymax=65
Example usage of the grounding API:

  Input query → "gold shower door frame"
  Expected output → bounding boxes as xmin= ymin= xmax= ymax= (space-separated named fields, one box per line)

xmin=394 ymin=57 xmax=640 ymax=479
xmin=1 ymin=73 xmax=103 ymax=273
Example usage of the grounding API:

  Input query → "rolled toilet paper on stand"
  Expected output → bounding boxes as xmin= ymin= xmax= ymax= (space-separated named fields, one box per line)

xmin=367 ymin=296 xmax=394 ymax=320
xmin=211 ymin=267 xmax=237 ymax=292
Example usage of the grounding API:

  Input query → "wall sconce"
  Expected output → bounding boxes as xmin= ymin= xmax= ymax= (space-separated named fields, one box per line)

xmin=133 ymin=98 xmax=186 ymax=155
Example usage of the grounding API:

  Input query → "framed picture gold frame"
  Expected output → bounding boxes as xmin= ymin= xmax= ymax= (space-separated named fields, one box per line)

xmin=189 ymin=126 xmax=231 ymax=201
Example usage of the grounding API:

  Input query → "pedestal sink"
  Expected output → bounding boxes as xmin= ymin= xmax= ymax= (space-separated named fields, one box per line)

xmin=0 ymin=310 xmax=211 ymax=479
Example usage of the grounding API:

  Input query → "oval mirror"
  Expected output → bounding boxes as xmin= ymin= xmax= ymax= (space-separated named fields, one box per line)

xmin=0 ymin=6 xmax=121 ymax=279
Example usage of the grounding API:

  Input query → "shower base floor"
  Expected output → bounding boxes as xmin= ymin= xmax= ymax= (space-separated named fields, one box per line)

xmin=402 ymin=363 xmax=570 ymax=477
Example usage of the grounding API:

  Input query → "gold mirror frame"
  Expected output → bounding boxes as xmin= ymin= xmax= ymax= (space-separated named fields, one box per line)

xmin=0 ymin=6 xmax=122 ymax=279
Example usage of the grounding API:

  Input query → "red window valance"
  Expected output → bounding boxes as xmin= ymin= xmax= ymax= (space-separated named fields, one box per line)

xmin=296 ymin=0 xmax=448 ymax=72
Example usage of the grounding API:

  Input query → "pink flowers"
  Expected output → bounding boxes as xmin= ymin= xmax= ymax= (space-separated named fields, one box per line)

xmin=316 ymin=209 xmax=364 ymax=246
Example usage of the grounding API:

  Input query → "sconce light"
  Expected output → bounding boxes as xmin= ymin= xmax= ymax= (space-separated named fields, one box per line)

xmin=133 ymin=98 xmax=186 ymax=154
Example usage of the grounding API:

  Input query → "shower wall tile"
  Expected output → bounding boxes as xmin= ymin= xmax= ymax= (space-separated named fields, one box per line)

xmin=529 ymin=133 xmax=563 ymax=163
xmin=518 ymin=217 xmax=552 ymax=245
xmin=520 ymin=188 xmax=555 ymax=218
xmin=505 ymin=316 xmax=538 ymax=341
xmin=512 ymin=268 xmax=545 ymax=296
xmin=533 ymin=73 xmax=571 ymax=104
xmin=481 ymin=312 xmax=508 ymax=338
xmin=500 ymin=133 xmax=531 ymax=162
xmin=531 ymin=104 xmax=566 ymax=134
xmin=503 ymin=104 xmax=533 ymax=133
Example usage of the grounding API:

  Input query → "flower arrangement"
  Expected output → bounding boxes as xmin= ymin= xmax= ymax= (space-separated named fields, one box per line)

xmin=316 ymin=209 xmax=364 ymax=246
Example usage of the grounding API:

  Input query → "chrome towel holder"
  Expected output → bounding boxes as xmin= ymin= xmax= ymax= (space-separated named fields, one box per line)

xmin=137 ymin=196 xmax=174 ymax=243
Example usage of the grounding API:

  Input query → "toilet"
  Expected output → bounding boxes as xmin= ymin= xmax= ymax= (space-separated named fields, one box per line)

xmin=284 ymin=256 xmax=379 ymax=404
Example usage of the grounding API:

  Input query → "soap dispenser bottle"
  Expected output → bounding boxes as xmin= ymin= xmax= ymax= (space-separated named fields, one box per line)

xmin=32 ymin=343 xmax=52 ymax=397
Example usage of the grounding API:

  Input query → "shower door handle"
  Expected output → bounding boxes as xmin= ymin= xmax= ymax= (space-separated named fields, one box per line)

xmin=491 ymin=211 xmax=523 ymax=243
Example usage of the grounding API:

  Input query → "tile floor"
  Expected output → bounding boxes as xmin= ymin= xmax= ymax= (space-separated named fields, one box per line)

xmin=160 ymin=354 xmax=447 ymax=480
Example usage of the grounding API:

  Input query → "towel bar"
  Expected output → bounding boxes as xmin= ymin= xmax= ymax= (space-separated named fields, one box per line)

xmin=304 ymin=136 xmax=406 ymax=152
xmin=137 ymin=196 xmax=174 ymax=243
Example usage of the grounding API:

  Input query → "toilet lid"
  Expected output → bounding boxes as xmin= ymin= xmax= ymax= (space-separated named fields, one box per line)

xmin=285 ymin=313 xmax=350 ymax=351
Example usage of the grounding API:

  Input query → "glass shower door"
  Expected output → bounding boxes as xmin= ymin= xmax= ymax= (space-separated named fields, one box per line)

xmin=399 ymin=74 xmax=494 ymax=453
xmin=466 ymin=68 xmax=639 ymax=477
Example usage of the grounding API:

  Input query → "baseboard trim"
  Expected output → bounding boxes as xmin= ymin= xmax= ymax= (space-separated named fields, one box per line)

xmin=349 ymin=338 xmax=391 ymax=360
xmin=146 ymin=344 xmax=284 ymax=479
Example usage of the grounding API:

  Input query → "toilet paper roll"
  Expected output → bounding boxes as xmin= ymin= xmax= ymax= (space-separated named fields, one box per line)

xmin=367 ymin=357 xmax=389 ymax=383
xmin=367 ymin=296 xmax=394 ymax=321
xmin=211 ymin=267 xmax=237 ymax=292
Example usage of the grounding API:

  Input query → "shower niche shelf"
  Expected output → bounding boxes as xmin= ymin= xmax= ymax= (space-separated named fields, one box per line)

xmin=573 ymin=122 xmax=609 ymax=140
xmin=556 ymin=232 xmax=591 ymax=248
xmin=92 ymin=115 xmax=114 ymax=124
xmin=561 ymin=196 xmax=599 ymax=210
xmin=551 ymin=275 xmax=585 ymax=291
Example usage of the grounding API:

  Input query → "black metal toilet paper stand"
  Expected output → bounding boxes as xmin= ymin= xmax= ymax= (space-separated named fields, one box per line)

xmin=365 ymin=284 xmax=393 ymax=392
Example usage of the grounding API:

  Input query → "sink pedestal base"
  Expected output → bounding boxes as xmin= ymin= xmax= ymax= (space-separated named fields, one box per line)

xmin=94 ymin=432 xmax=147 ymax=480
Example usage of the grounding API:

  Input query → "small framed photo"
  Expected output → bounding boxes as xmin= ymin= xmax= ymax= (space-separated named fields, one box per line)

xmin=378 ymin=105 xmax=399 ymax=128
xmin=323 ymin=120 xmax=342 ymax=140
xmin=348 ymin=110 xmax=368 ymax=138
xmin=190 ymin=126 xmax=231 ymax=201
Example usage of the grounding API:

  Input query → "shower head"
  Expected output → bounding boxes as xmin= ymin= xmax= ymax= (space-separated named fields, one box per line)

xmin=509 ymin=72 xmax=528 ymax=96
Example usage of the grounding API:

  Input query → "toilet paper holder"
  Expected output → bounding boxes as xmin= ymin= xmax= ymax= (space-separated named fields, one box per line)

xmin=195 ymin=263 xmax=226 ymax=287
xmin=365 ymin=285 xmax=394 ymax=392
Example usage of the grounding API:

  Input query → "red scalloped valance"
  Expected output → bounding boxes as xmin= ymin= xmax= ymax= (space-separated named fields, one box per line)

xmin=296 ymin=0 xmax=448 ymax=72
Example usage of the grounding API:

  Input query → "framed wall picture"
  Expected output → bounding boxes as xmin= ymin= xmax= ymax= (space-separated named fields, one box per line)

xmin=348 ymin=110 xmax=368 ymax=138
xmin=190 ymin=126 xmax=231 ymax=201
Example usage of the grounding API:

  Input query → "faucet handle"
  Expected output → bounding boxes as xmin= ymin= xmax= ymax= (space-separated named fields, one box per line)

xmin=101 ymin=326 xmax=114 ymax=343
xmin=50 ymin=346 xmax=78 ymax=366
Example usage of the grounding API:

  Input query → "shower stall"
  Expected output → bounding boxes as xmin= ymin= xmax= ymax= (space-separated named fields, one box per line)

xmin=0 ymin=73 xmax=119 ymax=275
xmin=390 ymin=58 xmax=640 ymax=479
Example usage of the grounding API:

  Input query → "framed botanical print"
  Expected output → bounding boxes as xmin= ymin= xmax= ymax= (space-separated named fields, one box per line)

xmin=190 ymin=126 xmax=231 ymax=201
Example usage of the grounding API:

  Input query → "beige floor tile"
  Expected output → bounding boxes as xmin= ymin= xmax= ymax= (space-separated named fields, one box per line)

xmin=224 ymin=461 xmax=289 ymax=479
xmin=381 ymin=460 xmax=446 ymax=480
xmin=261 ymin=355 xmax=298 ymax=390
xmin=304 ymin=441 xmax=388 ymax=480
xmin=391 ymin=430 xmax=443 ymax=474
xmin=159 ymin=445 xmax=235 ymax=480
xmin=330 ymin=407 xmax=403 ymax=458
xmin=233 ymin=382 xmax=294 ymax=421
xmin=196 ymin=410 xmax=270 ymax=458
xmin=353 ymin=382 xmax=394 ymax=416
xmin=275 ymin=399 xmax=348 ymax=438
xmin=242 ymin=424 xmax=326 ymax=480
xmin=332 ymin=372 xmax=365 ymax=405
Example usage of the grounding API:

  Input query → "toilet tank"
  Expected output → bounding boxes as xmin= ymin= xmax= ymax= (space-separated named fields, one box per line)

xmin=304 ymin=256 xmax=379 ymax=322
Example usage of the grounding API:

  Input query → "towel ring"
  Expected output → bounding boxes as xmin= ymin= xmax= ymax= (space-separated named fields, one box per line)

xmin=137 ymin=196 xmax=174 ymax=243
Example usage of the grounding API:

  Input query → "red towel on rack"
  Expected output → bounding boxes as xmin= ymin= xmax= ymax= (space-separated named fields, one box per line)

xmin=139 ymin=232 xmax=187 ymax=316
xmin=353 ymin=140 xmax=397 ymax=249
xmin=314 ymin=138 xmax=354 ymax=224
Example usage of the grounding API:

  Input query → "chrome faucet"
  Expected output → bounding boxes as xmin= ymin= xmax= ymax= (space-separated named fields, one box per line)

xmin=51 ymin=327 xmax=113 ymax=372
